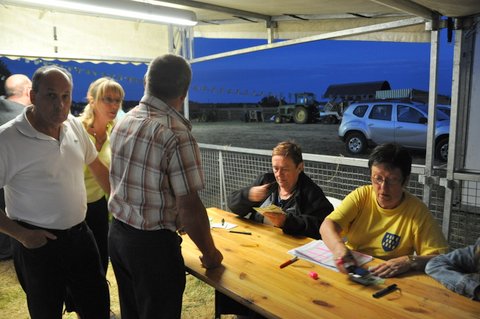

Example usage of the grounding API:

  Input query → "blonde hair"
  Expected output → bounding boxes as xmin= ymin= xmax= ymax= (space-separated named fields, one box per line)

xmin=79 ymin=77 xmax=125 ymax=128
xmin=272 ymin=141 xmax=303 ymax=166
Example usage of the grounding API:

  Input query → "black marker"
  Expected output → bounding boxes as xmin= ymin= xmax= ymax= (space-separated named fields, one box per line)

xmin=373 ymin=284 xmax=398 ymax=298
xmin=229 ymin=230 xmax=252 ymax=235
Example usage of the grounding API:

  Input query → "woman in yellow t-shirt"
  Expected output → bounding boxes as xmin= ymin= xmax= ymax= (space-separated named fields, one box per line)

xmin=79 ymin=77 xmax=125 ymax=273
xmin=320 ymin=143 xmax=448 ymax=278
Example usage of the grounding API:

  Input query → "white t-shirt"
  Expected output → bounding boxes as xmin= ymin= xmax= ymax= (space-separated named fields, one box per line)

xmin=0 ymin=108 xmax=98 ymax=229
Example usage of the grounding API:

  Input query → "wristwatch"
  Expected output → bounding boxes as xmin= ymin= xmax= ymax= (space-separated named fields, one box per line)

xmin=407 ymin=255 xmax=418 ymax=270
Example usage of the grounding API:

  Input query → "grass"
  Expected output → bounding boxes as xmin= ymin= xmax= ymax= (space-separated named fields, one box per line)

xmin=0 ymin=259 xmax=222 ymax=319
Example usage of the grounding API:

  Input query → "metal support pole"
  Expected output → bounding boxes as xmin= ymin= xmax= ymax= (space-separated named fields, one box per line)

xmin=218 ymin=151 xmax=227 ymax=210
xmin=422 ymin=23 xmax=439 ymax=208
xmin=442 ymin=26 xmax=465 ymax=238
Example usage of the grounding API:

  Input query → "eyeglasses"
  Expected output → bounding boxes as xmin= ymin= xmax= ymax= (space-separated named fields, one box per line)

xmin=371 ymin=175 xmax=402 ymax=186
xmin=101 ymin=97 xmax=122 ymax=105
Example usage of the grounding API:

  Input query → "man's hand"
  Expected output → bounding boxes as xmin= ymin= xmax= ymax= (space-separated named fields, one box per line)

xmin=369 ymin=256 xmax=411 ymax=278
xmin=200 ymin=248 xmax=223 ymax=269
xmin=18 ymin=228 xmax=57 ymax=249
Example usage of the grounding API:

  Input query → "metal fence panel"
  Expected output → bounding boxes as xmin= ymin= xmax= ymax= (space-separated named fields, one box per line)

xmin=199 ymin=144 xmax=479 ymax=249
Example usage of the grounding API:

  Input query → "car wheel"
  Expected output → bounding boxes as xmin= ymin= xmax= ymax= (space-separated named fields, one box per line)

xmin=293 ymin=106 xmax=309 ymax=124
xmin=435 ymin=137 xmax=448 ymax=162
xmin=345 ymin=132 xmax=367 ymax=155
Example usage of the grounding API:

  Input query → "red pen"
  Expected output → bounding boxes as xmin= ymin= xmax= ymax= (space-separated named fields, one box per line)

xmin=279 ymin=256 xmax=299 ymax=269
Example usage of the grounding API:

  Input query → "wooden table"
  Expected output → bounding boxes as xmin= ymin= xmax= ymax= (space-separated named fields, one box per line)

xmin=181 ymin=208 xmax=480 ymax=319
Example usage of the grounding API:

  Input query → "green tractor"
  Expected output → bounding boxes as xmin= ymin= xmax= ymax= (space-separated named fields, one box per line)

xmin=274 ymin=92 xmax=321 ymax=124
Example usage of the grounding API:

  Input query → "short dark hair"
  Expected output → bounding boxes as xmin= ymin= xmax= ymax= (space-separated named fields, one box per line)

xmin=145 ymin=54 xmax=192 ymax=101
xmin=368 ymin=143 xmax=412 ymax=182
xmin=31 ymin=65 xmax=73 ymax=92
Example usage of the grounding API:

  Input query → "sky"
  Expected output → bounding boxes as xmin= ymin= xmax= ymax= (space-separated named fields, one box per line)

xmin=0 ymin=31 xmax=454 ymax=104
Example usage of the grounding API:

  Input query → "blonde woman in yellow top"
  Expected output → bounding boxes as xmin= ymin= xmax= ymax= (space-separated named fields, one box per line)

xmin=79 ymin=77 xmax=125 ymax=274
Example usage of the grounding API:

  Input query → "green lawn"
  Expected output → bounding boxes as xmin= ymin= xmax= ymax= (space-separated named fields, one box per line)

xmin=0 ymin=259 xmax=220 ymax=318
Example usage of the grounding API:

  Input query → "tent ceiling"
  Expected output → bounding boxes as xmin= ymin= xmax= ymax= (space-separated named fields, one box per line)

xmin=1 ymin=0 xmax=478 ymax=63
xmin=151 ymin=0 xmax=480 ymax=45
xmin=153 ymin=0 xmax=480 ymax=23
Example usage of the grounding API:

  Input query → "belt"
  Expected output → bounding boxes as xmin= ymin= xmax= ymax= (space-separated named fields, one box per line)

xmin=17 ymin=220 xmax=86 ymax=235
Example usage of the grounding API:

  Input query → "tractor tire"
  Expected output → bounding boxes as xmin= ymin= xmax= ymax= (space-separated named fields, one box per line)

xmin=274 ymin=115 xmax=283 ymax=124
xmin=293 ymin=106 xmax=309 ymax=124
xmin=345 ymin=132 xmax=367 ymax=155
xmin=435 ymin=137 xmax=449 ymax=162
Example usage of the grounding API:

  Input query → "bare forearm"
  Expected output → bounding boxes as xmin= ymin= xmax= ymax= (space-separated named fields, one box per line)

xmin=177 ymin=193 xmax=218 ymax=257
xmin=0 ymin=208 xmax=26 ymax=241
xmin=183 ymin=206 xmax=216 ymax=254
xmin=88 ymin=158 xmax=110 ymax=195
xmin=0 ymin=209 xmax=54 ymax=248
xmin=406 ymin=254 xmax=438 ymax=271
xmin=320 ymin=218 xmax=347 ymax=258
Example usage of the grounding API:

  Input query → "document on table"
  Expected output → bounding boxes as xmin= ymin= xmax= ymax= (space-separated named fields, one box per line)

xmin=253 ymin=204 xmax=286 ymax=215
xmin=209 ymin=217 xmax=237 ymax=230
xmin=288 ymin=240 xmax=373 ymax=272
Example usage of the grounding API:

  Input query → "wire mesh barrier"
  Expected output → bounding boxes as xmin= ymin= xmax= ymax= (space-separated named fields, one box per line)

xmin=450 ymin=180 xmax=480 ymax=247
xmin=198 ymin=144 xmax=479 ymax=249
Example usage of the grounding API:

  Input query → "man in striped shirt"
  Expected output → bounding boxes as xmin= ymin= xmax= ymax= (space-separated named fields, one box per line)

xmin=108 ymin=54 xmax=223 ymax=319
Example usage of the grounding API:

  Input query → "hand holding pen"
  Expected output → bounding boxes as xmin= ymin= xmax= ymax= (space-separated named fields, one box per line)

xmin=335 ymin=249 xmax=358 ymax=274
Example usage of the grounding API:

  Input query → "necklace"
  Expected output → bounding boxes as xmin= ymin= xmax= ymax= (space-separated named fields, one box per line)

xmin=90 ymin=126 xmax=107 ymax=148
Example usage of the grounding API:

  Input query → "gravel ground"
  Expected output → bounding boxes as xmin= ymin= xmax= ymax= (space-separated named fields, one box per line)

xmin=191 ymin=121 xmax=429 ymax=164
xmin=192 ymin=121 xmax=347 ymax=156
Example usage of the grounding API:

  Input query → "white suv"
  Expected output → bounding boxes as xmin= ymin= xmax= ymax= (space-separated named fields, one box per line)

xmin=338 ymin=101 xmax=450 ymax=161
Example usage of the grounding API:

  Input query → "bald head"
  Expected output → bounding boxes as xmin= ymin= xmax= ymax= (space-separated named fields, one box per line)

xmin=5 ymin=74 xmax=32 ymax=106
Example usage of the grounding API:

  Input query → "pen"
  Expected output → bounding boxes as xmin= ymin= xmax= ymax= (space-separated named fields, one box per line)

xmin=279 ymin=256 xmax=299 ymax=269
xmin=229 ymin=230 xmax=252 ymax=235
xmin=372 ymin=284 xmax=398 ymax=298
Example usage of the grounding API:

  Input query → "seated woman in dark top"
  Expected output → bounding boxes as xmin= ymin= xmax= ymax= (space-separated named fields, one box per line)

xmin=227 ymin=140 xmax=334 ymax=239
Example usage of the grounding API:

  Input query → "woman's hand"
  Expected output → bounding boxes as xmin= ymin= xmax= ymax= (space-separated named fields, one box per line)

xmin=335 ymin=249 xmax=358 ymax=274
xmin=248 ymin=183 xmax=271 ymax=202
xmin=263 ymin=211 xmax=287 ymax=227
xmin=369 ymin=256 xmax=411 ymax=278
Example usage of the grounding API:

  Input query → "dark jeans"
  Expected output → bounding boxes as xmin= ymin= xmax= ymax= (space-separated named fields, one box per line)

xmin=85 ymin=196 xmax=110 ymax=274
xmin=12 ymin=221 xmax=110 ymax=319
xmin=109 ymin=218 xmax=186 ymax=319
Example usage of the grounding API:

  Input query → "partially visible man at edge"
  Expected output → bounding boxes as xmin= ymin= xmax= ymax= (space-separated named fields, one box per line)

xmin=108 ymin=54 xmax=223 ymax=319
xmin=0 ymin=65 xmax=111 ymax=319
xmin=0 ymin=74 xmax=32 ymax=261
xmin=5 ymin=73 xmax=32 ymax=106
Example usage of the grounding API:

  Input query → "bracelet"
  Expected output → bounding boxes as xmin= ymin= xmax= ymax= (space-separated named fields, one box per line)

xmin=407 ymin=255 xmax=418 ymax=270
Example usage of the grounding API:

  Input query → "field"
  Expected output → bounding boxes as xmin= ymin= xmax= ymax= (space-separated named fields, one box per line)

xmin=192 ymin=121 xmax=352 ymax=157
xmin=191 ymin=121 xmax=428 ymax=164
